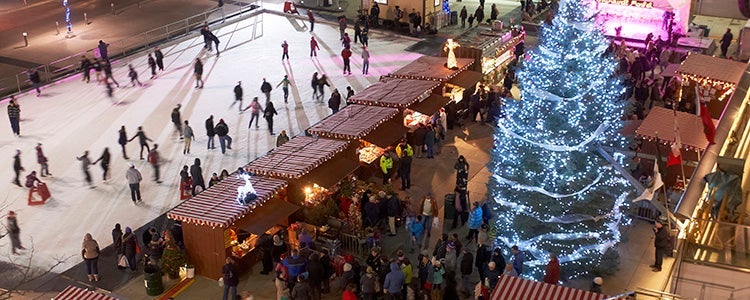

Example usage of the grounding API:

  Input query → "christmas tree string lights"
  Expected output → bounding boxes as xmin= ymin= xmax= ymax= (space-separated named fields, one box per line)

xmin=487 ymin=0 xmax=633 ymax=279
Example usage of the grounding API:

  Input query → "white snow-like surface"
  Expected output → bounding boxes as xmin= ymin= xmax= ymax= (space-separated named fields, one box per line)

xmin=0 ymin=12 xmax=421 ymax=271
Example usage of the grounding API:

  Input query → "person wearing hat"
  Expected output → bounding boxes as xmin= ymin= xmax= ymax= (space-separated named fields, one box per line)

xmin=12 ymin=149 xmax=24 ymax=187
xmin=651 ymin=216 xmax=670 ymax=272
xmin=590 ymin=277 xmax=603 ymax=293
xmin=126 ymin=163 xmax=143 ymax=204
xmin=328 ymin=88 xmax=342 ymax=114
xmin=7 ymin=211 xmax=25 ymax=254
xmin=444 ymin=242 xmax=457 ymax=273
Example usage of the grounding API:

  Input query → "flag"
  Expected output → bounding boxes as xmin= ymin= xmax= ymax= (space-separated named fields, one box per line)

xmin=700 ymin=103 xmax=716 ymax=144
xmin=635 ymin=158 xmax=664 ymax=202
xmin=667 ymin=118 xmax=682 ymax=167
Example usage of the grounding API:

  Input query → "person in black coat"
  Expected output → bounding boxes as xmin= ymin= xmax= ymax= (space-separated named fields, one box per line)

xmin=92 ymin=147 xmax=111 ymax=181
xmin=205 ymin=115 xmax=215 ymax=150
xmin=475 ymin=242 xmax=491 ymax=284
xmin=214 ymin=119 xmax=232 ymax=154
xmin=222 ymin=258 xmax=239 ymax=299
xmin=112 ymin=223 xmax=123 ymax=255
xmin=328 ymin=89 xmax=342 ymax=114
xmin=121 ymin=227 xmax=137 ymax=271
xmin=459 ymin=248 xmax=474 ymax=296
xmin=264 ymin=101 xmax=278 ymax=135
xmin=128 ymin=126 xmax=152 ymax=160
xmin=194 ymin=58 xmax=204 ymax=88
xmin=258 ymin=233 xmax=274 ymax=274
xmin=491 ymin=247 xmax=506 ymax=274
xmin=190 ymin=158 xmax=206 ymax=195
xmin=271 ymin=235 xmax=288 ymax=263
xmin=651 ymin=218 xmax=671 ymax=272
xmin=154 ymin=47 xmax=165 ymax=71
xmin=306 ymin=253 xmax=325 ymax=299
xmin=13 ymin=150 xmax=24 ymax=187
xmin=386 ymin=193 xmax=401 ymax=236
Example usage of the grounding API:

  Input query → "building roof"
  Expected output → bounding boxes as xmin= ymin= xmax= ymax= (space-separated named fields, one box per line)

xmin=676 ymin=53 xmax=746 ymax=84
xmin=635 ymin=107 xmax=716 ymax=151
xmin=347 ymin=78 xmax=439 ymax=108
xmin=491 ymin=275 xmax=606 ymax=300
xmin=167 ymin=175 xmax=288 ymax=228
xmin=387 ymin=56 xmax=475 ymax=82
xmin=244 ymin=136 xmax=350 ymax=179
xmin=307 ymin=104 xmax=400 ymax=140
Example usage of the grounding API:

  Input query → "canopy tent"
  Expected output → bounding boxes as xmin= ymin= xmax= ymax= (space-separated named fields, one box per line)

xmin=167 ymin=175 xmax=289 ymax=228
xmin=307 ymin=104 xmax=400 ymax=141
xmin=676 ymin=53 xmax=746 ymax=119
xmin=635 ymin=106 xmax=715 ymax=152
xmin=386 ymin=56 xmax=475 ymax=82
xmin=491 ymin=275 xmax=606 ymax=300
xmin=245 ymin=136 xmax=351 ymax=179
xmin=347 ymin=78 xmax=440 ymax=108
xmin=53 ymin=286 xmax=118 ymax=300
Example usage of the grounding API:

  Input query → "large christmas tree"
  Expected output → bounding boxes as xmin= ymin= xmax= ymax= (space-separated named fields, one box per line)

xmin=488 ymin=0 xmax=632 ymax=279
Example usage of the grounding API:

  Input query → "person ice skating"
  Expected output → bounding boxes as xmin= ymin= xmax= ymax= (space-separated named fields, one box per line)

xmin=82 ymin=233 xmax=101 ymax=282
xmin=128 ymin=64 xmax=143 ymax=87
xmin=118 ymin=125 xmax=129 ymax=159
xmin=7 ymin=211 xmax=25 ymax=254
xmin=147 ymin=144 xmax=162 ymax=183
xmin=98 ymin=40 xmax=110 ymax=62
xmin=310 ymin=36 xmax=320 ymax=57
xmin=243 ymin=97 xmax=263 ymax=128
xmin=460 ymin=6 xmax=467 ymax=28
xmin=93 ymin=58 xmax=103 ymax=83
xmin=206 ymin=115 xmax=216 ymax=149
xmin=194 ymin=58 xmax=204 ymax=88
xmin=360 ymin=27 xmax=369 ymax=46
xmin=80 ymin=55 xmax=92 ymax=83
xmin=277 ymin=75 xmax=291 ymax=103
xmin=25 ymin=171 xmax=41 ymax=188
xmin=361 ymin=46 xmax=370 ymax=75
xmin=183 ymin=120 xmax=195 ymax=154
xmin=35 ymin=143 xmax=50 ymax=177
xmin=281 ymin=40 xmax=290 ymax=60
xmin=475 ymin=6 xmax=484 ymax=24
xmin=328 ymin=89 xmax=342 ymax=114
xmin=264 ymin=101 xmax=278 ymax=135
xmin=261 ymin=78 xmax=273 ymax=103
xmin=190 ymin=158 xmax=206 ymax=195
xmin=231 ymin=81 xmax=243 ymax=111
xmin=214 ymin=119 xmax=233 ymax=154
xmin=201 ymin=25 xmax=212 ymax=51
xmin=341 ymin=47 xmax=352 ymax=75
xmin=311 ymin=72 xmax=320 ymax=100
xmin=92 ymin=148 xmax=111 ymax=181
xmin=129 ymin=126 xmax=152 ymax=160
xmin=27 ymin=69 xmax=41 ymax=96
xmin=307 ymin=10 xmax=315 ymax=32
xmin=171 ymin=104 xmax=183 ymax=139
xmin=209 ymin=30 xmax=221 ymax=55
xmin=126 ymin=163 xmax=142 ymax=204
xmin=342 ymin=32 xmax=351 ymax=49
xmin=154 ymin=47 xmax=164 ymax=71
xmin=651 ymin=216 xmax=670 ymax=272
xmin=76 ymin=150 xmax=94 ymax=188
xmin=103 ymin=62 xmax=120 ymax=88
xmin=105 ymin=82 xmax=114 ymax=98
xmin=276 ymin=130 xmax=289 ymax=147
xmin=316 ymin=74 xmax=330 ymax=102
xmin=147 ymin=54 xmax=157 ymax=78
xmin=721 ymin=28 xmax=733 ymax=58
xmin=354 ymin=20 xmax=361 ymax=44
xmin=345 ymin=86 xmax=355 ymax=102
xmin=339 ymin=16 xmax=347 ymax=40
xmin=468 ymin=14 xmax=474 ymax=27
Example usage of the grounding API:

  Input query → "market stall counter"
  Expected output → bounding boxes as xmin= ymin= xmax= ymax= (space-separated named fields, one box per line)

xmin=675 ymin=53 xmax=746 ymax=119
xmin=166 ymin=175 xmax=292 ymax=280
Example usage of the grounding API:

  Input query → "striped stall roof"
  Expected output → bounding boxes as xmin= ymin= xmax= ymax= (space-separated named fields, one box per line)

xmin=347 ymin=78 xmax=440 ymax=108
xmin=245 ymin=136 xmax=350 ymax=179
xmin=387 ymin=56 xmax=475 ymax=82
xmin=167 ymin=175 xmax=287 ymax=228
xmin=491 ymin=275 xmax=606 ymax=300
xmin=307 ymin=105 xmax=400 ymax=140
xmin=53 ymin=285 xmax=118 ymax=300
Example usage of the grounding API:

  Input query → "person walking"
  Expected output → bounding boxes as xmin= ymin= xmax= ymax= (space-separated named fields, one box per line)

xmin=338 ymin=16 xmax=347 ymax=40
xmin=419 ymin=193 xmax=439 ymax=241
xmin=171 ymin=104 xmax=183 ymax=139
xmin=261 ymin=78 xmax=273 ymax=103
xmin=35 ymin=143 xmax=50 ymax=177
xmin=76 ymin=150 xmax=94 ymax=188
xmin=122 ymin=227 xmax=138 ymax=271
xmin=651 ymin=217 xmax=671 ymax=272
xmin=147 ymin=54 xmax=157 ymax=79
xmin=243 ymin=97 xmax=263 ymax=128
xmin=82 ymin=233 xmax=101 ymax=282
xmin=190 ymin=158 xmax=206 ymax=195
xmin=460 ymin=6 xmax=467 ymax=28
xmin=361 ymin=45 xmax=370 ymax=75
xmin=214 ymin=119 xmax=233 ymax=154
xmin=424 ymin=125 xmax=436 ymax=158
xmin=92 ymin=148 xmax=111 ymax=181
xmin=183 ymin=120 xmax=195 ymax=154
xmin=384 ymin=262 xmax=405 ymax=300
xmin=8 ymin=97 xmax=21 ymax=137
xmin=118 ymin=126 xmax=129 ymax=159
xmin=98 ymin=40 xmax=110 ymax=62
xmin=7 ymin=211 xmax=25 ymax=254
xmin=27 ymin=69 xmax=41 ymax=96
xmin=126 ymin=163 xmax=143 ymax=204
xmin=475 ymin=6 xmax=484 ymax=25
xmin=128 ymin=64 xmax=143 ymax=87
xmin=328 ymin=89 xmax=342 ymax=114
xmin=308 ymin=10 xmax=315 ymax=32
xmin=154 ymin=47 xmax=165 ymax=71
xmin=194 ymin=58 xmax=204 ymax=88
xmin=12 ymin=149 xmax=24 ymax=187
xmin=128 ymin=126 xmax=152 ymax=160
xmin=264 ymin=101 xmax=278 ymax=135
xmin=341 ymin=47 xmax=352 ymax=75
xmin=148 ymin=144 xmax=162 ymax=183
xmin=277 ymin=75 xmax=291 ymax=103
xmin=201 ymin=25 xmax=212 ymax=51
xmin=281 ymin=40 xmax=290 ymax=61
xmin=222 ymin=258 xmax=239 ymax=300
xmin=316 ymin=74 xmax=330 ymax=102
xmin=310 ymin=36 xmax=320 ymax=57
xmin=103 ymin=62 xmax=120 ymax=88
xmin=231 ymin=81 xmax=243 ymax=111
xmin=205 ymin=115 xmax=216 ymax=150
xmin=80 ymin=55 xmax=92 ymax=83
xmin=721 ymin=28 xmax=734 ymax=58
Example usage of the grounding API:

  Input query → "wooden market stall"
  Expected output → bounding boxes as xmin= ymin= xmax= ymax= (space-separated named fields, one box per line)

xmin=675 ymin=53 xmax=746 ymax=119
xmin=386 ymin=56 xmax=475 ymax=82
xmin=440 ymin=26 xmax=526 ymax=84
xmin=53 ymin=285 xmax=118 ymax=300
xmin=490 ymin=275 xmax=607 ymax=300
xmin=635 ymin=106 xmax=716 ymax=188
xmin=348 ymin=78 xmax=440 ymax=109
xmin=166 ymin=175 xmax=292 ymax=280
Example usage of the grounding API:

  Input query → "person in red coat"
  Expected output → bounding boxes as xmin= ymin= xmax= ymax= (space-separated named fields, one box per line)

xmin=342 ymin=282 xmax=358 ymax=300
xmin=310 ymin=37 xmax=320 ymax=57
xmin=543 ymin=253 xmax=560 ymax=284
xmin=341 ymin=48 xmax=352 ymax=75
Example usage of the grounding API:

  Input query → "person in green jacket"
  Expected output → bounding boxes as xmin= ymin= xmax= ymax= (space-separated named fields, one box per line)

xmin=380 ymin=152 xmax=393 ymax=185
xmin=401 ymin=258 xmax=414 ymax=297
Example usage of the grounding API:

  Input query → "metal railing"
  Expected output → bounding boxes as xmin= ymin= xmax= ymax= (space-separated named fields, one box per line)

xmin=683 ymin=218 xmax=750 ymax=270
xmin=676 ymin=277 xmax=735 ymax=299
xmin=0 ymin=0 xmax=262 ymax=98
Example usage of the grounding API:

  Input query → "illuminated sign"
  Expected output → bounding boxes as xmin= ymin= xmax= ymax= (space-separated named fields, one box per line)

xmin=597 ymin=0 xmax=653 ymax=8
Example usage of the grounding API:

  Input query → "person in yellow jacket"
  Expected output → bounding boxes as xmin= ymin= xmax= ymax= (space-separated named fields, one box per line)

xmin=395 ymin=140 xmax=413 ymax=158
xmin=380 ymin=152 xmax=393 ymax=185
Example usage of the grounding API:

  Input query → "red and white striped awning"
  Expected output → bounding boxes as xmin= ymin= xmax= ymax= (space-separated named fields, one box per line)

xmin=53 ymin=285 xmax=118 ymax=300
xmin=491 ymin=275 xmax=606 ymax=300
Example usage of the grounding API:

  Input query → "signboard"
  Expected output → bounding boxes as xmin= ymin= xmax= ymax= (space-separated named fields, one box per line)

xmin=597 ymin=0 xmax=653 ymax=8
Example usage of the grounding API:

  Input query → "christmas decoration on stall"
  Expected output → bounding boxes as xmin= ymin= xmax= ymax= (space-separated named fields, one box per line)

xmin=237 ymin=173 xmax=259 ymax=206
xmin=445 ymin=39 xmax=461 ymax=70
xmin=487 ymin=0 xmax=632 ymax=279
xmin=160 ymin=231 xmax=187 ymax=279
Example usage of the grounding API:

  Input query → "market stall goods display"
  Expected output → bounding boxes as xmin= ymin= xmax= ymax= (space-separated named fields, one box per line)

xmin=675 ymin=53 xmax=746 ymax=119
xmin=635 ymin=107 xmax=715 ymax=152
xmin=307 ymin=104 xmax=400 ymax=140
xmin=348 ymin=78 xmax=440 ymax=108
xmin=387 ymin=56 xmax=475 ymax=82
xmin=245 ymin=136 xmax=351 ymax=179
xmin=358 ymin=143 xmax=384 ymax=164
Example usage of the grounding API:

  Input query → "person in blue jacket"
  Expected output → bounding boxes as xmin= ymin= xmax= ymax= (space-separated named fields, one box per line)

xmin=383 ymin=262 xmax=405 ymax=299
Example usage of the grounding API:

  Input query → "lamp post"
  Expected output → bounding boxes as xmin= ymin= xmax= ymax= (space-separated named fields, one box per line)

xmin=63 ymin=0 xmax=75 ymax=38
xmin=23 ymin=32 xmax=28 ymax=47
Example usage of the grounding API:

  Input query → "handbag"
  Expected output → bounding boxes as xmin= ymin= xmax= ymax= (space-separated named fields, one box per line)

xmin=117 ymin=254 xmax=129 ymax=268
xmin=218 ymin=277 xmax=224 ymax=287
xmin=432 ymin=217 xmax=440 ymax=229
xmin=423 ymin=282 xmax=432 ymax=291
